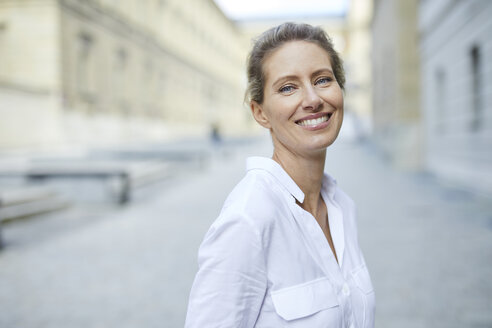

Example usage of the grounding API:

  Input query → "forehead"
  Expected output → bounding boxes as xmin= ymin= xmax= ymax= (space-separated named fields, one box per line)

xmin=262 ymin=41 xmax=332 ymax=81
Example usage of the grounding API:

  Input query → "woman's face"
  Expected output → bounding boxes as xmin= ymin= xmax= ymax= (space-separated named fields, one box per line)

xmin=251 ymin=41 xmax=344 ymax=158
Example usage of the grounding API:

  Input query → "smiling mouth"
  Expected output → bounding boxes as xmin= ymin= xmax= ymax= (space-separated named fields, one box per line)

xmin=296 ymin=113 xmax=332 ymax=127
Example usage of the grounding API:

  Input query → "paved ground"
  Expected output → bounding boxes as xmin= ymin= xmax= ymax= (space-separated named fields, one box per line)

xmin=325 ymin=142 xmax=492 ymax=328
xmin=0 ymin=137 xmax=491 ymax=328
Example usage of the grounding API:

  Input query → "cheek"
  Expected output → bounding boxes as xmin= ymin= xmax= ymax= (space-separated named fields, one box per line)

xmin=338 ymin=92 xmax=344 ymax=109
xmin=330 ymin=89 xmax=344 ymax=109
xmin=319 ymin=84 xmax=344 ymax=108
xmin=265 ymin=100 xmax=294 ymax=124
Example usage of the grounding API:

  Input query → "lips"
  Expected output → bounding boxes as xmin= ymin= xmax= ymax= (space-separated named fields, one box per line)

xmin=295 ymin=113 xmax=332 ymax=127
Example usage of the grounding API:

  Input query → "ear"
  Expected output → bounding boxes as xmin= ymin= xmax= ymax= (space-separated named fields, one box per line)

xmin=250 ymin=101 xmax=271 ymax=129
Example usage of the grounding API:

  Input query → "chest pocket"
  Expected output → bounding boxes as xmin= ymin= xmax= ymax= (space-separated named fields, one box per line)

xmin=351 ymin=265 xmax=376 ymax=328
xmin=271 ymin=277 xmax=339 ymax=321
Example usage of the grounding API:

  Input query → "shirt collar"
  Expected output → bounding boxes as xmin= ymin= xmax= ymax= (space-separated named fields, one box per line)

xmin=247 ymin=156 xmax=338 ymax=204
xmin=322 ymin=173 xmax=338 ymax=201
xmin=246 ymin=157 xmax=305 ymax=203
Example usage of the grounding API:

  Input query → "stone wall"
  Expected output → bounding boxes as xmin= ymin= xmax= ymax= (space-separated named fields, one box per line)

xmin=419 ymin=0 xmax=492 ymax=196
xmin=0 ymin=0 xmax=251 ymax=150
xmin=371 ymin=0 xmax=422 ymax=169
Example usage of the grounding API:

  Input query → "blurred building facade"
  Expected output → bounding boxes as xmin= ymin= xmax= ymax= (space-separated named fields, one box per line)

xmin=419 ymin=0 xmax=492 ymax=196
xmin=371 ymin=0 xmax=422 ymax=169
xmin=0 ymin=0 xmax=250 ymax=150
xmin=344 ymin=0 xmax=373 ymax=137
xmin=371 ymin=0 xmax=492 ymax=196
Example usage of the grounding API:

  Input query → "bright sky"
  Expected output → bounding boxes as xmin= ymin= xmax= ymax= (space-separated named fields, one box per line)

xmin=213 ymin=0 xmax=348 ymax=21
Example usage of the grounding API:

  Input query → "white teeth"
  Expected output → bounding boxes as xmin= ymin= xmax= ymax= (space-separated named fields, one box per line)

xmin=297 ymin=114 xmax=330 ymax=126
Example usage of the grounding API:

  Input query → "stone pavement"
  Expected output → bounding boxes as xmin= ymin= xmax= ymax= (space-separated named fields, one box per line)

xmin=325 ymin=142 xmax=492 ymax=328
xmin=0 ymin=137 xmax=491 ymax=328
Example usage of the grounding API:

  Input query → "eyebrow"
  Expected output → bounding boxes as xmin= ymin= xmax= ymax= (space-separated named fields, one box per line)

xmin=312 ymin=68 xmax=334 ymax=77
xmin=271 ymin=68 xmax=335 ymax=88
xmin=271 ymin=75 xmax=298 ymax=88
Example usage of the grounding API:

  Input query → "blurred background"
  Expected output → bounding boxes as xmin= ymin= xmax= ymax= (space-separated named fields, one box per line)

xmin=0 ymin=0 xmax=491 ymax=327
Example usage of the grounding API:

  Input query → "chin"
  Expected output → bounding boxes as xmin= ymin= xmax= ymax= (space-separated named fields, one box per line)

xmin=310 ymin=131 xmax=340 ymax=150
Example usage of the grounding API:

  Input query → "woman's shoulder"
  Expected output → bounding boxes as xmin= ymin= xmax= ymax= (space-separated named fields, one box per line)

xmin=198 ymin=170 xmax=287 ymax=255
xmin=218 ymin=170 xmax=288 ymax=227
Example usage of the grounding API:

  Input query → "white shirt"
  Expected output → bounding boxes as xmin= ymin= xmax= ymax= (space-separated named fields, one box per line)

xmin=185 ymin=157 xmax=375 ymax=328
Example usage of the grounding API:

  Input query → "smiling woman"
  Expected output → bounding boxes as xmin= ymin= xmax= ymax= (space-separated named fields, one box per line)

xmin=185 ymin=22 xmax=375 ymax=328
xmin=250 ymin=40 xmax=344 ymax=157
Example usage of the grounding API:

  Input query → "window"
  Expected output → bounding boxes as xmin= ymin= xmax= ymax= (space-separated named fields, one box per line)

xmin=470 ymin=45 xmax=483 ymax=131
xmin=113 ymin=47 xmax=128 ymax=113
xmin=435 ymin=68 xmax=446 ymax=133
xmin=76 ymin=32 xmax=95 ymax=101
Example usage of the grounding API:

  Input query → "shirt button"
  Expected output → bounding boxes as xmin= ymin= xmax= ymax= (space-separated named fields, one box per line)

xmin=342 ymin=283 xmax=350 ymax=296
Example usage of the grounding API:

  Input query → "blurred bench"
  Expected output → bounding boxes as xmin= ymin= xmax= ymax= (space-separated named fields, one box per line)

xmin=0 ymin=186 xmax=70 ymax=249
xmin=0 ymin=161 xmax=172 ymax=205
xmin=0 ymin=186 xmax=69 ymax=220
xmin=89 ymin=148 xmax=210 ymax=169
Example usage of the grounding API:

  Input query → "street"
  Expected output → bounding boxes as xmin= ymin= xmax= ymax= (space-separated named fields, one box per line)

xmin=1 ymin=137 xmax=491 ymax=328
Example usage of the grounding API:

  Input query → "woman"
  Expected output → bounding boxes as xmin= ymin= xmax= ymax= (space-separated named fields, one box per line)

xmin=185 ymin=22 xmax=375 ymax=328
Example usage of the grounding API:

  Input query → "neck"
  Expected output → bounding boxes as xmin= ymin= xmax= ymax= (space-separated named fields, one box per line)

xmin=272 ymin=147 xmax=326 ymax=215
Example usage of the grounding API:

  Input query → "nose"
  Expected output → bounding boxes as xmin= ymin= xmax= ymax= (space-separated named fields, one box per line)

xmin=301 ymin=85 xmax=323 ymax=111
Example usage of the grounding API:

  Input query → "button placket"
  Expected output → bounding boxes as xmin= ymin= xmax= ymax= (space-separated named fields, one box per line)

xmin=342 ymin=283 xmax=350 ymax=297
xmin=323 ymin=193 xmax=345 ymax=267
xmin=300 ymin=207 xmax=343 ymax=281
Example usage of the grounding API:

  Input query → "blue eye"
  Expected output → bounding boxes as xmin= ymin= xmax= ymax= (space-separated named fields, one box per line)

xmin=279 ymin=85 xmax=295 ymax=93
xmin=315 ymin=77 xmax=333 ymax=85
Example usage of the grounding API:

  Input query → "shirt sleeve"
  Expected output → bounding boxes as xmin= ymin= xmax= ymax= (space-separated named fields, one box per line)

xmin=185 ymin=212 xmax=267 ymax=328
